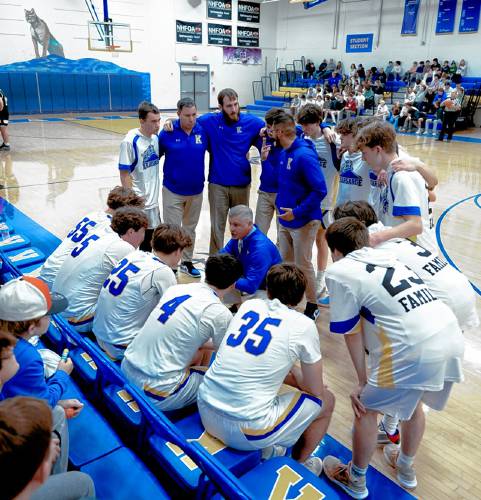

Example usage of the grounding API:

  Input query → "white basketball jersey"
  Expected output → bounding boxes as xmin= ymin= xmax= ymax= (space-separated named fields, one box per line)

xmin=93 ymin=250 xmax=177 ymax=347
xmin=119 ymin=129 xmax=160 ymax=210
xmin=306 ymin=135 xmax=341 ymax=210
xmin=336 ymin=151 xmax=372 ymax=207
xmin=123 ymin=282 xmax=232 ymax=394
xmin=376 ymin=161 xmax=437 ymax=253
xmin=40 ymin=211 xmax=111 ymax=288
xmin=326 ymin=247 xmax=464 ymax=390
xmin=53 ymin=225 xmax=133 ymax=322
xmin=198 ymin=298 xmax=322 ymax=421
xmin=369 ymin=222 xmax=479 ymax=330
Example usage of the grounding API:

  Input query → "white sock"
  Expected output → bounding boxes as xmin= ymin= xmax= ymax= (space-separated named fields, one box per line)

xmin=397 ymin=451 xmax=415 ymax=468
xmin=382 ymin=414 xmax=399 ymax=435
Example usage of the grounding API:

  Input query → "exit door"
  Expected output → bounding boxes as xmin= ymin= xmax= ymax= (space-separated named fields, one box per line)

xmin=179 ymin=64 xmax=210 ymax=112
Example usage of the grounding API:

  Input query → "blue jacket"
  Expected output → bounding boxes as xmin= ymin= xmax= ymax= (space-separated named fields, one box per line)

xmin=2 ymin=337 xmax=69 ymax=407
xmin=276 ymin=138 xmax=327 ymax=229
xmin=220 ymin=227 xmax=281 ymax=294
xmin=198 ymin=112 xmax=264 ymax=187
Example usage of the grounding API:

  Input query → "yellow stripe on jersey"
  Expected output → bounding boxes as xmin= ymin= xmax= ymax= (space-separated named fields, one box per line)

xmin=376 ymin=327 xmax=394 ymax=388
xmin=68 ymin=313 xmax=94 ymax=324
xmin=242 ymin=391 xmax=302 ymax=437
xmin=144 ymin=369 xmax=190 ymax=399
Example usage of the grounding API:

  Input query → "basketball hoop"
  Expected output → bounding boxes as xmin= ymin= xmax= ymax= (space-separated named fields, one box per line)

xmin=88 ymin=21 xmax=133 ymax=53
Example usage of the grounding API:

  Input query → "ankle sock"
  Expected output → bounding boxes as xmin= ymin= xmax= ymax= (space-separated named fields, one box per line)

xmin=382 ymin=414 xmax=399 ymax=435
xmin=397 ymin=451 xmax=415 ymax=469
xmin=351 ymin=463 xmax=368 ymax=478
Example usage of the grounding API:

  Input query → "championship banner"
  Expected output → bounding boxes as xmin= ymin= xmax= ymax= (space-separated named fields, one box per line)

xmin=238 ymin=1 xmax=261 ymax=23
xmin=208 ymin=23 xmax=232 ymax=46
xmin=223 ymin=47 xmax=262 ymax=65
xmin=401 ymin=0 xmax=421 ymax=35
xmin=459 ymin=0 xmax=481 ymax=33
xmin=237 ymin=26 xmax=259 ymax=47
xmin=176 ymin=20 xmax=202 ymax=44
xmin=345 ymin=33 xmax=373 ymax=53
xmin=206 ymin=0 xmax=232 ymax=20
xmin=436 ymin=0 xmax=457 ymax=33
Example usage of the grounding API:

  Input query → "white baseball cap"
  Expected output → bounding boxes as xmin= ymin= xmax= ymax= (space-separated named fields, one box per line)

xmin=0 ymin=277 xmax=68 ymax=321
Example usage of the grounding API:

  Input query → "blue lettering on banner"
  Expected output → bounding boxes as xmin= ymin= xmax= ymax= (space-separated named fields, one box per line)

xmin=345 ymin=33 xmax=373 ymax=53
xmin=401 ymin=0 xmax=421 ymax=35
xmin=459 ymin=0 xmax=481 ymax=33
xmin=436 ymin=0 xmax=458 ymax=34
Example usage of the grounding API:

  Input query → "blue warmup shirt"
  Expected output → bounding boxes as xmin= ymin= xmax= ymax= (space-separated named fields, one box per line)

xmin=276 ymin=137 xmax=327 ymax=229
xmin=197 ymin=112 xmax=264 ymax=187
xmin=158 ymin=119 xmax=208 ymax=196
xmin=220 ymin=226 xmax=281 ymax=294
xmin=2 ymin=338 xmax=69 ymax=407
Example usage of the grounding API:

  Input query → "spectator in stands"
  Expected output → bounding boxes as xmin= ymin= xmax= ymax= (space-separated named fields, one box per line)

xmin=299 ymin=94 xmax=308 ymax=109
xmin=336 ymin=61 xmax=344 ymax=75
xmin=393 ymin=60 xmax=403 ymax=81
xmin=306 ymin=86 xmax=317 ymax=101
xmin=318 ymin=59 xmax=328 ymax=76
xmin=398 ymin=102 xmax=413 ymax=131
xmin=375 ymin=100 xmax=389 ymax=121
xmin=385 ymin=60 xmax=394 ymax=80
xmin=357 ymin=64 xmax=366 ymax=81
xmin=344 ymin=93 xmax=357 ymax=118
xmin=290 ymin=94 xmax=301 ymax=116
xmin=442 ymin=60 xmax=451 ymax=74
xmin=416 ymin=61 xmax=425 ymax=78
xmin=322 ymin=95 xmax=332 ymax=122
xmin=329 ymin=94 xmax=346 ymax=124
xmin=453 ymin=59 xmax=467 ymax=83
xmin=405 ymin=61 xmax=417 ymax=83
xmin=323 ymin=58 xmax=336 ymax=78
xmin=328 ymin=72 xmax=341 ymax=88
xmin=424 ymin=105 xmax=443 ymax=136
xmin=373 ymin=79 xmax=385 ymax=106
xmin=355 ymin=91 xmax=365 ymax=116
xmin=423 ymin=68 xmax=434 ymax=86
xmin=339 ymin=74 xmax=349 ymax=89
xmin=377 ymin=67 xmax=387 ymax=84
xmin=429 ymin=74 xmax=440 ymax=89
xmin=349 ymin=63 xmax=357 ymax=79
xmin=363 ymin=83 xmax=375 ymax=111
xmin=438 ymin=90 xmax=462 ymax=142
xmin=0 ymin=396 xmax=95 ymax=500
xmin=452 ymin=82 xmax=465 ymax=101
xmin=305 ymin=60 xmax=316 ymax=79
xmin=414 ymin=83 xmax=427 ymax=109
xmin=432 ymin=58 xmax=441 ymax=71
xmin=404 ymin=86 xmax=416 ymax=103
xmin=388 ymin=101 xmax=402 ymax=130
xmin=413 ymin=107 xmax=428 ymax=135
xmin=449 ymin=60 xmax=457 ymax=76
xmin=315 ymin=93 xmax=324 ymax=109
xmin=424 ymin=87 xmax=436 ymax=113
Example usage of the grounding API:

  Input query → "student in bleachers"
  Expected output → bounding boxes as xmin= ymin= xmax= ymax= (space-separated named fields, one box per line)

xmin=53 ymin=207 xmax=148 ymax=332
xmin=197 ymin=264 xmax=335 ymax=476
xmin=375 ymin=100 xmax=389 ymax=121
xmin=384 ymin=60 xmax=394 ymax=80
xmin=93 ymin=224 xmax=191 ymax=360
xmin=40 ymin=186 xmax=144 ymax=289
xmin=121 ymin=254 xmax=242 ymax=411
xmin=393 ymin=61 xmax=403 ymax=81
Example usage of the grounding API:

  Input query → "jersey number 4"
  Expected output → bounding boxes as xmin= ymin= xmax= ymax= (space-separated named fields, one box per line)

xmin=157 ymin=295 xmax=191 ymax=324
xmin=226 ymin=311 xmax=281 ymax=356
xmin=103 ymin=258 xmax=141 ymax=297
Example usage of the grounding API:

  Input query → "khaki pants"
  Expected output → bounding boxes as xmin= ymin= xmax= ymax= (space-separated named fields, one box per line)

xmin=208 ymin=183 xmax=250 ymax=255
xmin=162 ymin=186 xmax=203 ymax=262
xmin=255 ymin=190 xmax=278 ymax=238
xmin=279 ymin=220 xmax=320 ymax=303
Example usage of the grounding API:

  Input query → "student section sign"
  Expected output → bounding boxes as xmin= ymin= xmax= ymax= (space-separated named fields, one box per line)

xmin=176 ymin=20 xmax=202 ymax=44
xmin=207 ymin=0 xmax=232 ymax=20
xmin=345 ymin=33 xmax=373 ymax=53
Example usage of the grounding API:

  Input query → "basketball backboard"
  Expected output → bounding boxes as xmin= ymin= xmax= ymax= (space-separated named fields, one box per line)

xmin=88 ymin=21 xmax=132 ymax=52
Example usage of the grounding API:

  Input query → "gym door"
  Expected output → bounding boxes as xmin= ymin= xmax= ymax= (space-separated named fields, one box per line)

xmin=179 ymin=64 xmax=210 ymax=112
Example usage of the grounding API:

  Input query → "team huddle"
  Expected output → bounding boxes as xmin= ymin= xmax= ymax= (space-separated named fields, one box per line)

xmin=28 ymin=88 xmax=477 ymax=498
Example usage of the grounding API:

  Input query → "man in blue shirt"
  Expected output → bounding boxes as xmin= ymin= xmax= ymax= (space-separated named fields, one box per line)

xmin=159 ymin=98 xmax=207 ymax=277
xmin=220 ymin=205 xmax=281 ymax=305
xmin=272 ymin=113 xmax=328 ymax=320
xmin=197 ymin=88 xmax=265 ymax=255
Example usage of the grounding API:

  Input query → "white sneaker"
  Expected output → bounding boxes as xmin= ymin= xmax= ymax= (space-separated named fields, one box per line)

xmin=261 ymin=445 xmax=287 ymax=460
xmin=416 ymin=129 xmax=422 ymax=135
xmin=303 ymin=456 xmax=323 ymax=476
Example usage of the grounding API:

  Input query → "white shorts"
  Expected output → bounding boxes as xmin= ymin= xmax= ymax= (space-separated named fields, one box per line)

xmin=319 ymin=209 xmax=334 ymax=230
xmin=145 ymin=206 xmax=161 ymax=229
xmin=198 ymin=390 xmax=322 ymax=451
xmin=122 ymin=358 xmax=205 ymax=411
xmin=361 ymin=381 xmax=454 ymax=421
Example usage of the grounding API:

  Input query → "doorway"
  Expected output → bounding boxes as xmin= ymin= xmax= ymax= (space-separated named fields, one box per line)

xmin=179 ymin=64 xmax=210 ymax=112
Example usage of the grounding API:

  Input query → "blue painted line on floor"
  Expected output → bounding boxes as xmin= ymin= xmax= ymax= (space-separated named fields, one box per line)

xmin=397 ymin=131 xmax=481 ymax=144
xmin=435 ymin=193 xmax=481 ymax=296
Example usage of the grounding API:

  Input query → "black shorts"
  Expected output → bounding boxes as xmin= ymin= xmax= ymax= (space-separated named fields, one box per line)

xmin=0 ymin=107 xmax=9 ymax=126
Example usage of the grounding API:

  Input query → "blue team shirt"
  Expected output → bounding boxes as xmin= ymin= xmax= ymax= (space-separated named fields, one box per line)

xmin=276 ymin=137 xmax=327 ymax=229
xmin=158 ymin=119 xmax=208 ymax=196
xmin=197 ymin=112 xmax=265 ymax=187
xmin=220 ymin=226 xmax=281 ymax=294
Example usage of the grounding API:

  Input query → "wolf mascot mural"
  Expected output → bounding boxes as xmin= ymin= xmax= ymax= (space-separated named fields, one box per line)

xmin=25 ymin=8 xmax=65 ymax=58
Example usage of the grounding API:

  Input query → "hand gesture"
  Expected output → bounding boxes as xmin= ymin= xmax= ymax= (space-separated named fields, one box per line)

xmin=350 ymin=383 xmax=367 ymax=418
xmin=279 ymin=207 xmax=295 ymax=221
xmin=261 ymin=137 xmax=271 ymax=161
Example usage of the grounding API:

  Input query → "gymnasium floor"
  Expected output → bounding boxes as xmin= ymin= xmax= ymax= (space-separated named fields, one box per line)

xmin=1 ymin=116 xmax=480 ymax=499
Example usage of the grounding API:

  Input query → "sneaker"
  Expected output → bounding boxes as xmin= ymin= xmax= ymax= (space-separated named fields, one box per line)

xmin=303 ymin=456 xmax=323 ymax=476
xmin=423 ymin=130 xmax=430 ymax=135
xmin=383 ymin=444 xmax=417 ymax=490
xmin=304 ymin=302 xmax=320 ymax=321
xmin=324 ymin=456 xmax=369 ymax=499
xmin=179 ymin=261 xmax=201 ymax=278
xmin=317 ymin=294 xmax=330 ymax=308
xmin=377 ymin=421 xmax=400 ymax=445
xmin=261 ymin=445 xmax=287 ymax=461
xmin=415 ymin=129 xmax=422 ymax=135
xmin=0 ymin=143 xmax=10 ymax=151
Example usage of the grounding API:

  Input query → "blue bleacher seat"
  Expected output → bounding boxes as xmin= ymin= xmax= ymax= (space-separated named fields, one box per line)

xmin=0 ymin=233 xmax=31 ymax=252
xmin=81 ymin=447 xmax=170 ymax=500
xmin=148 ymin=411 xmax=261 ymax=490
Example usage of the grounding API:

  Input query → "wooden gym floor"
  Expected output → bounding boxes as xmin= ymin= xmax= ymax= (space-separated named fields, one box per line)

xmin=1 ymin=116 xmax=480 ymax=499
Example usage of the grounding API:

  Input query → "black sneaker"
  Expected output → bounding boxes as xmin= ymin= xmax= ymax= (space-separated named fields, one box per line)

xmin=0 ymin=144 xmax=10 ymax=151
xmin=304 ymin=302 xmax=320 ymax=321
xmin=179 ymin=261 xmax=201 ymax=278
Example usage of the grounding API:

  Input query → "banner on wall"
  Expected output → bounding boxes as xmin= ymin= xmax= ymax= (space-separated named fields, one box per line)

xmin=459 ymin=0 xmax=481 ymax=32
xmin=176 ymin=20 xmax=202 ymax=44
xmin=238 ymin=1 xmax=261 ymax=23
xmin=436 ymin=0 xmax=458 ymax=34
xmin=223 ymin=47 xmax=262 ymax=65
xmin=207 ymin=0 xmax=232 ymax=20
xmin=401 ymin=0 xmax=421 ymax=35
xmin=237 ymin=26 xmax=259 ymax=47
xmin=345 ymin=33 xmax=373 ymax=53
xmin=208 ymin=23 xmax=232 ymax=46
